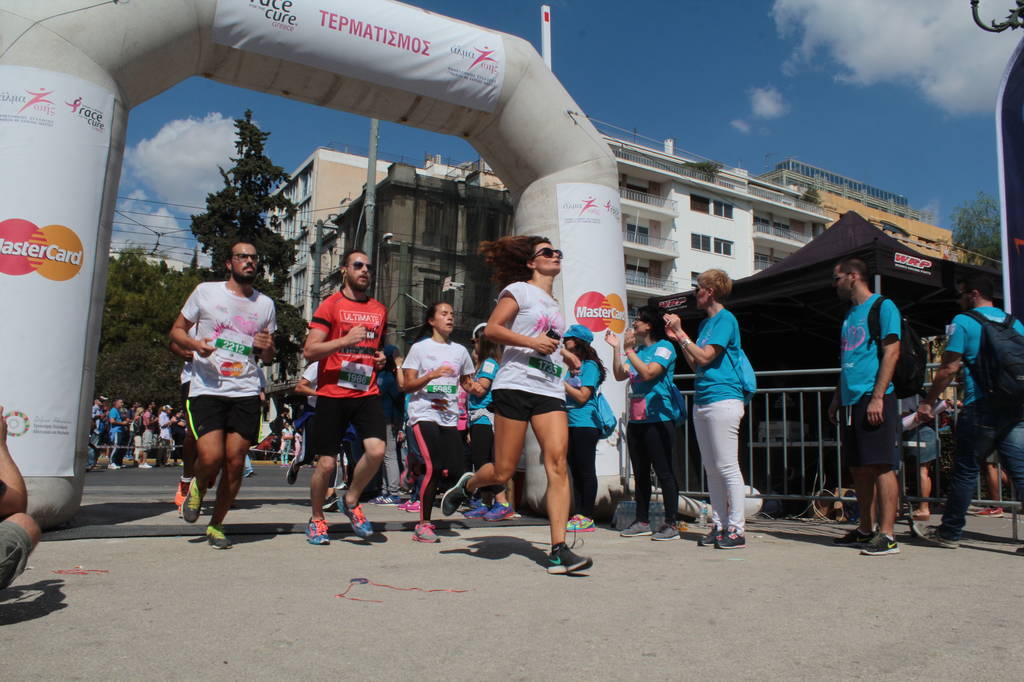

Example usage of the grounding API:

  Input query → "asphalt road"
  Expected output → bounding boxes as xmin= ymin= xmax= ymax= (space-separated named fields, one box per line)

xmin=2 ymin=464 xmax=1022 ymax=680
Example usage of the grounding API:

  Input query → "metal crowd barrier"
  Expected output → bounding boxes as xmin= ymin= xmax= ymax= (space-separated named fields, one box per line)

xmin=620 ymin=366 xmax=1020 ymax=541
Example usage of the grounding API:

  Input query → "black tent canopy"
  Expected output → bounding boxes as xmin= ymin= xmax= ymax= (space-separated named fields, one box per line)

xmin=651 ymin=211 xmax=1000 ymax=378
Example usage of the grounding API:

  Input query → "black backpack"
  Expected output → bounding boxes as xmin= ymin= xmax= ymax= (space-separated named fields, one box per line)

xmin=867 ymin=297 xmax=927 ymax=399
xmin=962 ymin=310 xmax=1024 ymax=405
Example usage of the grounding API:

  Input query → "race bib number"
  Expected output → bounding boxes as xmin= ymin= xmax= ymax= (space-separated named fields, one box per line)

xmin=426 ymin=383 xmax=458 ymax=394
xmin=527 ymin=356 xmax=564 ymax=380
xmin=337 ymin=360 xmax=373 ymax=390
xmin=215 ymin=329 xmax=254 ymax=360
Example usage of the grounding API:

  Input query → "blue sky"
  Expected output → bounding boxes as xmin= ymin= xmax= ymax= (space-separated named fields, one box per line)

xmin=115 ymin=0 xmax=1022 ymax=262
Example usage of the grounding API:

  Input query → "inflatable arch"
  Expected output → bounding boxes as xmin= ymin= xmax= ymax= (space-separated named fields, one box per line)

xmin=0 ymin=0 xmax=629 ymax=527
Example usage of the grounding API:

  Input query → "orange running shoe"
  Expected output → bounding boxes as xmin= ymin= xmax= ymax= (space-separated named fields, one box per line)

xmin=174 ymin=479 xmax=190 ymax=509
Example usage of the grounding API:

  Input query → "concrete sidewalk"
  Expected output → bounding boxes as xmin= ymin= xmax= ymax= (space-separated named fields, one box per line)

xmin=3 ymin=469 xmax=1022 ymax=680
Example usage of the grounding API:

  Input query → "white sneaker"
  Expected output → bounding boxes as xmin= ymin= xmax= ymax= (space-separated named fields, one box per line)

xmin=139 ymin=463 xmax=153 ymax=469
xmin=107 ymin=463 xmax=120 ymax=469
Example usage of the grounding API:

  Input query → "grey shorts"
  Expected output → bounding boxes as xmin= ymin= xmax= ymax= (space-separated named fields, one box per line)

xmin=902 ymin=424 xmax=939 ymax=464
xmin=1 ymin=520 xmax=32 ymax=590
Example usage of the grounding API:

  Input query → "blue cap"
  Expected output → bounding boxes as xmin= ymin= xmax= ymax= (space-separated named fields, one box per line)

xmin=563 ymin=324 xmax=594 ymax=344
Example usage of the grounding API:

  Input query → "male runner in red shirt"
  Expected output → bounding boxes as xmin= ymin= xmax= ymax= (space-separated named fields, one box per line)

xmin=303 ymin=249 xmax=387 ymax=544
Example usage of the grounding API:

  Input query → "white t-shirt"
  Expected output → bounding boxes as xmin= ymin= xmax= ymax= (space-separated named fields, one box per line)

xmin=158 ymin=411 xmax=171 ymax=441
xmin=403 ymin=337 xmax=474 ymax=427
xmin=301 ymin=362 xmax=319 ymax=408
xmin=181 ymin=281 xmax=277 ymax=398
xmin=490 ymin=281 xmax=567 ymax=400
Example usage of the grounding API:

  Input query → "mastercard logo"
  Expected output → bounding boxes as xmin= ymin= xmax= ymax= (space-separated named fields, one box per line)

xmin=0 ymin=218 xmax=85 ymax=281
xmin=574 ymin=291 xmax=626 ymax=333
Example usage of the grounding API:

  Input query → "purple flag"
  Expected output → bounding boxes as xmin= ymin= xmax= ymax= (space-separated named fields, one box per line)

xmin=996 ymin=35 xmax=1024 ymax=313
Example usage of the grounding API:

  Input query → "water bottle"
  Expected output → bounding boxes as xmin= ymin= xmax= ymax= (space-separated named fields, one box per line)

xmin=698 ymin=503 xmax=709 ymax=529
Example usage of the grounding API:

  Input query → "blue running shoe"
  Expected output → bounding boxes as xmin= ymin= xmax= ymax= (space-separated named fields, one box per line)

xmin=340 ymin=496 xmax=374 ymax=538
xmin=463 ymin=498 xmax=489 ymax=519
xmin=483 ymin=501 xmax=514 ymax=521
xmin=307 ymin=518 xmax=330 ymax=545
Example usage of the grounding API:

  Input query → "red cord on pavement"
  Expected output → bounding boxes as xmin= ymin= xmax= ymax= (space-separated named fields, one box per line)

xmin=335 ymin=577 xmax=470 ymax=603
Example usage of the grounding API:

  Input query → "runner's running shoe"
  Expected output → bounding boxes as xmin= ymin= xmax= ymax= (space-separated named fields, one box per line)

xmin=860 ymin=532 xmax=899 ymax=556
xmin=307 ymin=518 xmax=330 ymax=545
xmin=440 ymin=472 xmax=473 ymax=516
xmin=714 ymin=526 xmax=745 ymax=549
xmin=174 ymin=479 xmax=190 ymax=508
xmin=566 ymin=514 xmax=596 ymax=532
xmin=547 ymin=543 xmax=593 ymax=575
xmin=619 ymin=521 xmax=652 ymax=537
xmin=322 ymin=492 xmax=339 ymax=513
xmin=483 ymin=501 xmax=514 ymax=521
xmin=918 ymin=526 xmax=959 ymax=549
xmin=206 ymin=524 xmax=232 ymax=549
xmin=181 ymin=478 xmax=205 ymax=524
xmin=402 ymin=500 xmax=421 ymax=513
xmin=286 ymin=457 xmax=302 ymax=485
xmin=697 ymin=528 xmax=720 ymax=547
xmin=463 ymin=499 xmax=490 ymax=519
xmin=833 ymin=528 xmax=873 ymax=546
xmin=652 ymin=524 xmax=680 ymax=541
xmin=340 ymin=496 xmax=373 ymax=538
xmin=413 ymin=521 xmax=440 ymax=543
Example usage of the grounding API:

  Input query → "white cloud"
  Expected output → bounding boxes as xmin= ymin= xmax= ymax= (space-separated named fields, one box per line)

xmin=750 ymin=86 xmax=789 ymax=119
xmin=124 ymin=113 xmax=236 ymax=208
xmin=772 ymin=0 xmax=1020 ymax=115
xmin=730 ymin=119 xmax=752 ymax=134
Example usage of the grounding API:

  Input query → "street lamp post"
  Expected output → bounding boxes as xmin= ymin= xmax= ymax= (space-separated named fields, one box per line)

xmin=971 ymin=0 xmax=1024 ymax=32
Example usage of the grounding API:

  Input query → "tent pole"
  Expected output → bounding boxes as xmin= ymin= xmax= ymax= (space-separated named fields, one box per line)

xmin=874 ymin=273 xmax=882 ymax=294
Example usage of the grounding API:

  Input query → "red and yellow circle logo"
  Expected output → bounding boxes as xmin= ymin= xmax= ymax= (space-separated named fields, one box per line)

xmin=0 ymin=218 xmax=85 ymax=281
xmin=574 ymin=291 xmax=626 ymax=333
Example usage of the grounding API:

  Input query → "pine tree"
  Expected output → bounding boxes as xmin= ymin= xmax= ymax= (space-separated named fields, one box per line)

xmin=189 ymin=110 xmax=304 ymax=377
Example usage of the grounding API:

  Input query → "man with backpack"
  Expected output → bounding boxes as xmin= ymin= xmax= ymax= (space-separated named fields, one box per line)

xmin=828 ymin=257 xmax=903 ymax=556
xmin=918 ymin=275 xmax=1024 ymax=552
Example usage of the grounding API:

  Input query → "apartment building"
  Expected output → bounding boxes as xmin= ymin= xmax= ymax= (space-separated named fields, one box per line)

xmin=759 ymin=158 xmax=953 ymax=259
xmin=596 ymin=126 xmax=831 ymax=314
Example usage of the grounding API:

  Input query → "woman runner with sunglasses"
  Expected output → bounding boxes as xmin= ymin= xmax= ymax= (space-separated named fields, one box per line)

xmin=440 ymin=236 xmax=593 ymax=575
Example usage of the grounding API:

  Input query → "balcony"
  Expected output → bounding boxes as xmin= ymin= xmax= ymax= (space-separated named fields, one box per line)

xmin=625 ymin=271 xmax=680 ymax=296
xmin=619 ymin=187 xmax=677 ymax=215
xmin=753 ymin=222 xmax=812 ymax=246
xmin=753 ymin=254 xmax=781 ymax=272
xmin=747 ymin=185 xmax=829 ymax=219
xmin=612 ymin=146 xmax=748 ymax=193
xmin=622 ymin=230 xmax=678 ymax=260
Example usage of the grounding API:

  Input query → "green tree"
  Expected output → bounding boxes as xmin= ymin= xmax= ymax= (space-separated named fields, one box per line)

xmin=682 ymin=160 xmax=723 ymax=182
xmin=951 ymin=191 xmax=1001 ymax=265
xmin=189 ymin=110 xmax=304 ymax=377
xmin=800 ymin=187 xmax=821 ymax=205
xmin=96 ymin=251 xmax=204 ymax=405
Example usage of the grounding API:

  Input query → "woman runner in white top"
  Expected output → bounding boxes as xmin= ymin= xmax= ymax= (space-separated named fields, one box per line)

xmin=439 ymin=236 xmax=593 ymax=575
xmin=401 ymin=302 xmax=476 ymax=544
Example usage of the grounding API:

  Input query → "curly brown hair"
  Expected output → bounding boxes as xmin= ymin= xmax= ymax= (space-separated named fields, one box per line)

xmin=479 ymin=235 xmax=553 ymax=287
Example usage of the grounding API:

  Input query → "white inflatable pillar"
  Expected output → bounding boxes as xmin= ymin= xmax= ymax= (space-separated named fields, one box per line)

xmin=0 ymin=0 xmax=626 ymax=526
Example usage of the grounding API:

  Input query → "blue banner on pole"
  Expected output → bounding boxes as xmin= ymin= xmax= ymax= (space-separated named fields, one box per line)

xmin=996 ymin=36 xmax=1024 ymax=313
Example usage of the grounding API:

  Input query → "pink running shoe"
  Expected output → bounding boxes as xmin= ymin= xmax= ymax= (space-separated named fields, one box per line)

xmin=403 ymin=500 xmax=421 ymax=513
xmin=413 ymin=521 xmax=439 ymax=543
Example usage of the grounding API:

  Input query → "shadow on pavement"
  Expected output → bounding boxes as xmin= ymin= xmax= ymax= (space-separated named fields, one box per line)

xmin=439 ymin=535 xmax=549 ymax=568
xmin=0 ymin=579 xmax=68 ymax=626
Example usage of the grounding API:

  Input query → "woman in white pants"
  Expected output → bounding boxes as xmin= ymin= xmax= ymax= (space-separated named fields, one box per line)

xmin=665 ymin=269 xmax=748 ymax=549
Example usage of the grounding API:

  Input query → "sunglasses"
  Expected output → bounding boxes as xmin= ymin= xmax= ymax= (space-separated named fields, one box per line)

xmin=349 ymin=260 xmax=374 ymax=272
xmin=531 ymin=247 xmax=563 ymax=259
xmin=232 ymin=253 xmax=259 ymax=262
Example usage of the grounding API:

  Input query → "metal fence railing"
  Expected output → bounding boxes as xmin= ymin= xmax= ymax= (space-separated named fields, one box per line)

xmin=620 ymin=366 xmax=1020 ymax=540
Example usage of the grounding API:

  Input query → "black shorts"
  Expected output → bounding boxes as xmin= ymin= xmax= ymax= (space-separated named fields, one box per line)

xmin=841 ymin=394 xmax=901 ymax=470
xmin=185 ymin=395 xmax=261 ymax=443
xmin=491 ymin=389 xmax=566 ymax=422
xmin=180 ymin=381 xmax=190 ymax=408
xmin=310 ymin=396 xmax=386 ymax=458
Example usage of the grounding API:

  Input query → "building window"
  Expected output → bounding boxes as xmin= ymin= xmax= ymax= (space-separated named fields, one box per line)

xmin=625 ymin=223 xmax=650 ymax=244
xmin=712 ymin=200 xmax=733 ymax=219
xmin=754 ymin=216 xmax=770 ymax=229
xmin=691 ymin=271 xmax=701 ymax=287
xmin=691 ymin=233 xmax=711 ymax=252
xmin=714 ymin=238 xmax=733 ymax=256
xmin=690 ymin=194 xmax=710 ymax=214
